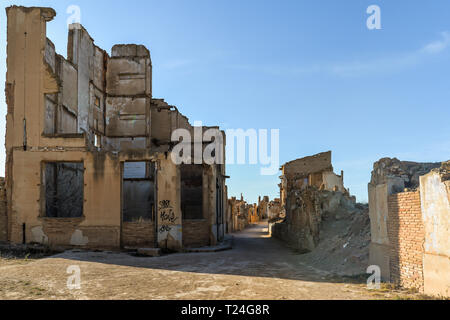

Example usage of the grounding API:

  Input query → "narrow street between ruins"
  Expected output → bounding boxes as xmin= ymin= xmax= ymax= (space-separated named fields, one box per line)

xmin=2 ymin=5 xmax=448 ymax=302
xmin=0 ymin=222 xmax=422 ymax=300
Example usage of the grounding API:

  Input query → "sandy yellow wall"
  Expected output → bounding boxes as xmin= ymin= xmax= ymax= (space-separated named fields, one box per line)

xmin=420 ymin=171 xmax=450 ymax=297
xmin=10 ymin=150 xmax=122 ymax=248
xmin=156 ymin=154 xmax=182 ymax=251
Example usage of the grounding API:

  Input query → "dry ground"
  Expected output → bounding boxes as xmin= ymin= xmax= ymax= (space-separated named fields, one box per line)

xmin=0 ymin=223 xmax=429 ymax=300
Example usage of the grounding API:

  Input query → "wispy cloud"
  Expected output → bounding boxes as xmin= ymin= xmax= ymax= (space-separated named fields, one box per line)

xmin=332 ymin=31 xmax=450 ymax=77
xmin=330 ymin=54 xmax=417 ymax=77
xmin=229 ymin=32 xmax=450 ymax=78
xmin=420 ymin=31 xmax=450 ymax=54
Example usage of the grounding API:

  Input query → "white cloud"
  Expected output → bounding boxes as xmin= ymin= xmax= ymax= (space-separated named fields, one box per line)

xmin=229 ymin=32 xmax=450 ymax=78
xmin=420 ymin=31 xmax=450 ymax=54
xmin=331 ymin=31 xmax=450 ymax=77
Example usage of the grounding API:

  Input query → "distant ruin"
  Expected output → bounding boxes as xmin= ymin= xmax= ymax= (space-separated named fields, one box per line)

xmin=271 ymin=151 xmax=357 ymax=252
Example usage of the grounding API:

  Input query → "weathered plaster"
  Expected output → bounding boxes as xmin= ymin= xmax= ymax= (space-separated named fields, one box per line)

xmin=4 ymin=6 xmax=227 ymax=252
xmin=31 ymin=226 xmax=48 ymax=244
xmin=420 ymin=170 xmax=450 ymax=297
xmin=70 ymin=229 xmax=89 ymax=246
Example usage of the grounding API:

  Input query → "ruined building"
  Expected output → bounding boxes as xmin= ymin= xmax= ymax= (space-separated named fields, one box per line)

xmin=226 ymin=194 xmax=278 ymax=233
xmin=3 ymin=6 xmax=227 ymax=251
xmin=278 ymin=151 xmax=347 ymax=207
xmin=227 ymin=195 xmax=252 ymax=233
xmin=248 ymin=203 xmax=259 ymax=224
xmin=267 ymin=198 xmax=281 ymax=221
xmin=257 ymin=196 xmax=269 ymax=220
xmin=369 ymin=158 xmax=449 ymax=297
xmin=272 ymin=151 xmax=356 ymax=252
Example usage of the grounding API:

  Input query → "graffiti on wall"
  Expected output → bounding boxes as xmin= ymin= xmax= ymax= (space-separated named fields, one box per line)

xmin=158 ymin=200 xmax=178 ymax=233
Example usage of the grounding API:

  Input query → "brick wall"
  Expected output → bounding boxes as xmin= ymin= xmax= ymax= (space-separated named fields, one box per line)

xmin=387 ymin=191 xmax=424 ymax=291
xmin=41 ymin=218 xmax=120 ymax=249
xmin=0 ymin=178 xmax=6 ymax=242
xmin=183 ymin=220 xmax=210 ymax=248
xmin=122 ymin=221 xmax=155 ymax=248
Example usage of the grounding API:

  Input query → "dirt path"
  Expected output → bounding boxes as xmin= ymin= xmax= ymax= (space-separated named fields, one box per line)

xmin=0 ymin=223 xmax=411 ymax=300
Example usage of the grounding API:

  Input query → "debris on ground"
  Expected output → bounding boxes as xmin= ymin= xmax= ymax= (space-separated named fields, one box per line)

xmin=296 ymin=202 xmax=370 ymax=276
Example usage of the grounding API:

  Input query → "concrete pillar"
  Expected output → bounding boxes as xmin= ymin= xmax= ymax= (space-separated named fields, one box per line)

xmin=156 ymin=154 xmax=182 ymax=251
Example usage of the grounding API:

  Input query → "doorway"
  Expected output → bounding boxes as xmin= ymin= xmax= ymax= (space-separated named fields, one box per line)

xmin=121 ymin=161 xmax=156 ymax=248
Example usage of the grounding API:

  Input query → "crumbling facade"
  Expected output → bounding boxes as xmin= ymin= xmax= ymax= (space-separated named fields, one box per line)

xmin=226 ymin=194 xmax=280 ymax=234
xmin=279 ymin=151 xmax=347 ymax=208
xmin=272 ymin=151 xmax=355 ymax=252
xmin=248 ymin=204 xmax=259 ymax=224
xmin=267 ymin=198 xmax=281 ymax=221
xmin=257 ymin=196 xmax=269 ymax=220
xmin=3 ymin=6 xmax=227 ymax=252
xmin=369 ymin=158 xmax=450 ymax=297
xmin=227 ymin=195 xmax=251 ymax=232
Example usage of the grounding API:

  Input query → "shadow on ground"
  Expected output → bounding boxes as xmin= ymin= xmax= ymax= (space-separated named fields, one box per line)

xmin=33 ymin=223 xmax=368 ymax=286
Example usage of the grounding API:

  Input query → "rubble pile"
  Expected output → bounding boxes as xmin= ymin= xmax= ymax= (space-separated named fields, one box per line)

xmin=272 ymin=151 xmax=370 ymax=271
xmin=297 ymin=200 xmax=371 ymax=276
xmin=274 ymin=185 xmax=371 ymax=276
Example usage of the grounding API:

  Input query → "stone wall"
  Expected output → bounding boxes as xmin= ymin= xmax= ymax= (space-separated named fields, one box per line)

xmin=387 ymin=191 xmax=424 ymax=291
xmin=282 ymin=151 xmax=332 ymax=177
xmin=227 ymin=196 xmax=250 ymax=233
xmin=267 ymin=198 xmax=281 ymax=221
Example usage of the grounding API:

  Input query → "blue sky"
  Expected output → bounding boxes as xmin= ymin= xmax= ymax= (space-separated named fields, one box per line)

xmin=1 ymin=0 xmax=450 ymax=203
